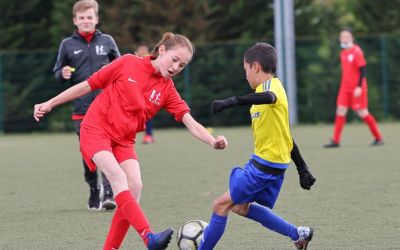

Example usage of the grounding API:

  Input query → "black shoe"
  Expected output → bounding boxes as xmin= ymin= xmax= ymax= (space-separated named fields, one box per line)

xmin=88 ymin=185 xmax=102 ymax=211
xmin=371 ymin=139 xmax=384 ymax=146
xmin=102 ymin=189 xmax=116 ymax=210
xmin=147 ymin=228 xmax=174 ymax=250
xmin=324 ymin=140 xmax=340 ymax=148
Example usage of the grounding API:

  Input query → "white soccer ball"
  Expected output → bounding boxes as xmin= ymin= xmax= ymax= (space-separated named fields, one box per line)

xmin=177 ymin=220 xmax=209 ymax=250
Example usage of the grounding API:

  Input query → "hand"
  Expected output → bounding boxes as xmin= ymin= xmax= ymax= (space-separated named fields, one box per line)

xmin=61 ymin=66 xmax=74 ymax=80
xmin=298 ymin=168 xmax=316 ymax=190
xmin=353 ymin=86 xmax=362 ymax=98
xmin=33 ymin=102 xmax=52 ymax=122
xmin=211 ymin=97 xmax=238 ymax=114
xmin=212 ymin=135 xmax=228 ymax=150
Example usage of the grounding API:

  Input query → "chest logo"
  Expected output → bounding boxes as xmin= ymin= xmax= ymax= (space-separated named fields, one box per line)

xmin=128 ymin=77 xmax=137 ymax=83
xmin=149 ymin=89 xmax=162 ymax=105
xmin=96 ymin=45 xmax=107 ymax=55
xmin=73 ymin=49 xmax=82 ymax=55
xmin=347 ymin=54 xmax=354 ymax=62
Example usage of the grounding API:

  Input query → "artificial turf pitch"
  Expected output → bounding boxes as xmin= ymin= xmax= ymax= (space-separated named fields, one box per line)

xmin=1 ymin=123 xmax=399 ymax=249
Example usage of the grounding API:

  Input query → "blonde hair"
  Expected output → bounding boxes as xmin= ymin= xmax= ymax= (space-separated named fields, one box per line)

xmin=73 ymin=0 xmax=99 ymax=17
xmin=152 ymin=32 xmax=195 ymax=58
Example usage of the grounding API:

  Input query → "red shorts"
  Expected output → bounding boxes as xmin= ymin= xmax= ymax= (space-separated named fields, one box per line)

xmin=80 ymin=125 xmax=138 ymax=172
xmin=336 ymin=85 xmax=368 ymax=110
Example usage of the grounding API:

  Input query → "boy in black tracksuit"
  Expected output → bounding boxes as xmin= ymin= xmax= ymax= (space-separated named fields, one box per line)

xmin=53 ymin=0 xmax=120 ymax=210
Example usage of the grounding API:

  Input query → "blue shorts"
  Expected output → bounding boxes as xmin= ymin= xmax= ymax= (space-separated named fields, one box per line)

xmin=229 ymin=160 xmax=284 ymax=209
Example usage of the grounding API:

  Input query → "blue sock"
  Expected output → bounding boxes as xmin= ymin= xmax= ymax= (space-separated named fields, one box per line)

xmin=199 ymin=213 xmax=228 ymax=250
xmin=246 ymin=204 xmax=299 ymax=241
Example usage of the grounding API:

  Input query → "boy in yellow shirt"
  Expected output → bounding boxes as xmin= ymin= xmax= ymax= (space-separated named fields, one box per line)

xmin=199 ymin=43 xmax=316 ymax=250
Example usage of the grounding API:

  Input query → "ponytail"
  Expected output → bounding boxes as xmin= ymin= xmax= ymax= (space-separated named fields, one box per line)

xmin=152 ymin=32 xmax=195 ymax=57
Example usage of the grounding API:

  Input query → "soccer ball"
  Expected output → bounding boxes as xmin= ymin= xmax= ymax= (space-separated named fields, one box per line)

xmin=177 ymin=220 xmax=209 ymax=250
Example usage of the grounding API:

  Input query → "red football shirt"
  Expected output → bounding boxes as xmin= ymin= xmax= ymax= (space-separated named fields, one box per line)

xmin=82 ymin=54 xmax=190 ymax=144
xmin=340 ymin=44 xmax=366 ymax=91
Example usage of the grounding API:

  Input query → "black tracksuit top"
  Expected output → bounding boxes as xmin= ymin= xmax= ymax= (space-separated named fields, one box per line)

xmin=53 ymin=29 xmax=120 ymax=115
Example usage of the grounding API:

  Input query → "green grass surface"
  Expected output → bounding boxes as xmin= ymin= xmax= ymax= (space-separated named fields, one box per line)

xmin=1 ymin=123 xmax=399 ymax=249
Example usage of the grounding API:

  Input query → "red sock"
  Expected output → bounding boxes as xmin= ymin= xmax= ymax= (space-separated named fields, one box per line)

xmin=363 ymin=114 xmax=382 ymax=140
xmin=114 ymin=191 xmax=152 ymax=246
xmin=333 ymin=115 xmax=346 ymax=144
xmin=103 ymin=208 xmax=130 ymax=250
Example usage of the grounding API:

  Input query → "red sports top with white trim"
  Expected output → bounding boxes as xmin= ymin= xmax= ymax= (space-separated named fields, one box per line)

xmin=82 ymin=54 xmax=190 ymax=144
xmin=340 ymin=44 xmax=367 ymax=91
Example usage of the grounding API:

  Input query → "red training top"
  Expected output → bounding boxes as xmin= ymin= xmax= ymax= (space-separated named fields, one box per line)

xmin=340 ymin=44 xmax=367 ymax=92
xmin=82 ymin=54 xmax=190 ymax=145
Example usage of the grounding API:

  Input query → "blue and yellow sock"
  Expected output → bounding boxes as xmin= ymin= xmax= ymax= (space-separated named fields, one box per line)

xmin=246 ymin=203 xmax=299 ymax=241
xmin=199 ymin=213 xmax=227 ymax=250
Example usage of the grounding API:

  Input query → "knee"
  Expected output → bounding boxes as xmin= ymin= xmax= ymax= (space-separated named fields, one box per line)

xmin=232 ymin=204 xmax=250 ymax=216
xmin=212 ymin=198 xmax=230 ymax=216
xmin=357 ymin=109 xmax=369 ymax=118
xmin=128 ymin=179 xmax=143 ymax=198
xmin=212 ymin=199 xmax=224 ymax=215
xmin=336 ymin=106 xmax=348 ymax=116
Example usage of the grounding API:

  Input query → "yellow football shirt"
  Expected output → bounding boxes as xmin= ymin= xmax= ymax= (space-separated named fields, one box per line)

xmin=250 ymin=78 xmax=293 ymax=169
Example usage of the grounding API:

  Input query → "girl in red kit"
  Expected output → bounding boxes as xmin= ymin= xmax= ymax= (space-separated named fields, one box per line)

xmin=34 ymin=32 xmax=228 ymax=250
xmin=324 ymin=28 xmax=383 ymax=148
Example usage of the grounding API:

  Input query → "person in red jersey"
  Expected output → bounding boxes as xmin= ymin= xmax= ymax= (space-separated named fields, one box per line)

xmin=34 ymin=32 xmax=228 ymax=250
xmin=324 ymin=28 xmax=384 ymax=148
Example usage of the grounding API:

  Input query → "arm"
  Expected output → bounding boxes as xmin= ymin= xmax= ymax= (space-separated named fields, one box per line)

xmin=353 ymin=67 xmax=366 ymax=97
xmin=357 ymin=66 xmax=366 ymax=87
xmin=33 ymin=81 xmax=92 ymax=121
xmin=211 ymin=92 xmax=277 ymax=114
xmin=353 ymin=46 xmax=367 ymax=96
xmin=291 ymin=140 xmax=316 ymax=190
xmin=182 ymin=113 xmax=227 ymax=150
xmin=53 ymin=41 xmax=69 ymax=83
xmin=108 ymin=36 xmax=121 ymax=62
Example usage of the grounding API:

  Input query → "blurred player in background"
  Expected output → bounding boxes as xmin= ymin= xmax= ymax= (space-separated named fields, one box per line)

xmin=199 ymin=43 xmax=315 ymax=250
xmin=53 ymin=0 xmax=120 ymax=210
xmin=135 ymin=44 xmax=155 ymax=144
xmin=35 ymin=32 xmax=228 ymax=250
xmin=324 ymin=28 xmax=383 ymax=148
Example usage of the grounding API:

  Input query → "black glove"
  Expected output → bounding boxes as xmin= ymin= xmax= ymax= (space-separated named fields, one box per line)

xmin=211 ymin=97 xmax=239 ymax=114
xmin=298 ymin=167 xmax=316 ymax=190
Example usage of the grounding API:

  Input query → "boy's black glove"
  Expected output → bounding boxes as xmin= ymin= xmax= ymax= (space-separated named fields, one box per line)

xmin=291 ymin=140 xmax=316 ymax=190
xmin=211 ymin=97 xmax=239 ymax=114
xmin=297 ymin=166 xmax=316 ymax=190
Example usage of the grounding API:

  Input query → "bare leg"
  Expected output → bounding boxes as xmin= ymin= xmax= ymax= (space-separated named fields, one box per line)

xmin=199 ymin=191 xmax=234 ymax=250
xmin=93 ymin=151 xmax=152 ymax=249
xmin=120 ymin=159 xmax=143 ymax=201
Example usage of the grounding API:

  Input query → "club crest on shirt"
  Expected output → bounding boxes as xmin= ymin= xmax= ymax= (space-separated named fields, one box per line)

xmin=96 ymin=45 xmax=107 ymax=55
xmin=149 ymin=89 xmax=162 ymax=105
xmin=347 ymin=54 xmax=354 ymax=62
xmin=251 ymin=111 xmax=261 ymax=119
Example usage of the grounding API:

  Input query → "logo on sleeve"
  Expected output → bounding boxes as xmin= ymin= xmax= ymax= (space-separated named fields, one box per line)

xmin=149 ymin=89 xmax=162 ymax=105
xmin=251 ymin=111 xmax=261 ymax=119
